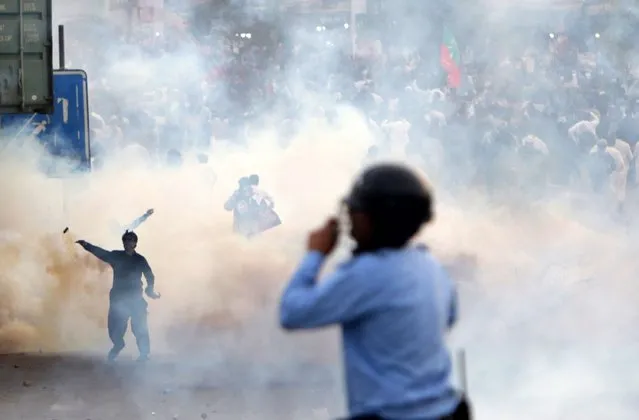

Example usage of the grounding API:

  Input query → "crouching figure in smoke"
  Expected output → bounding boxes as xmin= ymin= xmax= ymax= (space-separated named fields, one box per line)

xmin=76 ymin=231 xmax=161 ymax=362
xmin=279 ymin=163 xmax=471 ymax=420
xmin=224 ymin=174 xmax=281 ymax=238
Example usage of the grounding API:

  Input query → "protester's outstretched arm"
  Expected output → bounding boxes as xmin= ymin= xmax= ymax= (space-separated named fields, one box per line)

xmin=76 ymin=240 xmax=115 ymax=265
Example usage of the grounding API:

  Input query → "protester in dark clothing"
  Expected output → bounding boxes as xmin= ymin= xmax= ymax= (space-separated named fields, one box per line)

xmin=76 ymin=231 xmax=160 ymax=362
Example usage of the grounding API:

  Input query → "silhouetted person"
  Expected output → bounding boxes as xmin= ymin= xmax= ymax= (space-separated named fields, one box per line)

xmin=76 ymin=231 xmax=160 ymax=362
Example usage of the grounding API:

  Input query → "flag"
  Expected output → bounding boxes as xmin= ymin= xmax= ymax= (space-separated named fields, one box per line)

xmin=440 ymin=26 xmax=461 ymax=88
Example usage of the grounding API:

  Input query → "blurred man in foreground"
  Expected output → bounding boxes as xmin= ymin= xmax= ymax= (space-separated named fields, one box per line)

xmin=76 ymin=231 xmax=161 ymax=362
xmin=279 ymin=163 xmax=470 ymax=420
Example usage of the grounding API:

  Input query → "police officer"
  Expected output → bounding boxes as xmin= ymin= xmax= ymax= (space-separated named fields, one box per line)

xmin=77 ymin=231 xmax=161 ymax=362
xmin=279 ymin=163 xmax=470 ymax=420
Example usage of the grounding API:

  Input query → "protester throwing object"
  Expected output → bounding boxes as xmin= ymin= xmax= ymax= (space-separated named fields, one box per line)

xmin=76 ymin=230 xmax=160 ymax=362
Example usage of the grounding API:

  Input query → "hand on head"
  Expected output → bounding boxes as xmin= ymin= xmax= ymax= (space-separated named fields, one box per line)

xmin=308 ymin=217 xmax=339 ymax=255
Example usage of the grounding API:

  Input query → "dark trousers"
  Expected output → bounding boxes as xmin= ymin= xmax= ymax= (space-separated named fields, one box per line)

xmin=108 ymin=293 xmax=150 ymax=356
xmin=344 ymin=396 xmax=472 ymax=420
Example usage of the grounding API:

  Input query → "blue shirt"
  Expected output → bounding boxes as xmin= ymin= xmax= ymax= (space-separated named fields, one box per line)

xmin=279 ymin=247 xmax=459 ymax=420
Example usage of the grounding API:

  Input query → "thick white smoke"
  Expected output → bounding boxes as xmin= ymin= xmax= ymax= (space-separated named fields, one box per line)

xmin=1 ymin=0 xmax=639 ymax=419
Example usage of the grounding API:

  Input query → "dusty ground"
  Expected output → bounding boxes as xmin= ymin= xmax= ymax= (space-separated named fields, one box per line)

xmin=0 ymin=353 xmax=342 ymax=420
xmin=3 ymin=259 xmax=639 ymax=420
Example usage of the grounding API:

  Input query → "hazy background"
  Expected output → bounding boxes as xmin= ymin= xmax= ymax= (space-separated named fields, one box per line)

xmin=2 ymin=0 xmax=639 ymax=419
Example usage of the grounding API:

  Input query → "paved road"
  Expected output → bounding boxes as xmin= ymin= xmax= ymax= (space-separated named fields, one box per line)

xmin=0 ymin=353 xmax=343 ymax=420
xmin=3 ymin=269 xmax=639 ymax=420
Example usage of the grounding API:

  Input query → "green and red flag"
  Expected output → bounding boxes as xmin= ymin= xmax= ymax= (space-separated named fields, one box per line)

xmin=440 ymin=26 xmax=461 ymax=88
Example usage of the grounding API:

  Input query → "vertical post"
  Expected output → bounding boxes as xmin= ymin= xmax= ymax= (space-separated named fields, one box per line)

xmin=18 ymin=0 xmax=25 ymax=110
xmin=58 ymin=25 xmax=65 ymax=70
xmin=457 ymin=349 xmax=468 ymax=393
xmin=58 ymin=24 xmax=67 ymax=221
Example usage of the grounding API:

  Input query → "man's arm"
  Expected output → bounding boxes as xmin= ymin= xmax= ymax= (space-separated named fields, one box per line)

xmin=76 ymin=241 xmax=115 ymax=265
xmin=261 ymin=191 xmax=275 ymax=209
xmin=141 ymin=257 xmax=155 ymax=289
xmin=124 ymin=209 xmax=154 ymax=232
xmin=279 ymin=251 xmax=377 ymax=330
xmin=141 ymin=257 xmax=160 ymax=299
xmin=224 ymin=191 xmax=239 ymax=211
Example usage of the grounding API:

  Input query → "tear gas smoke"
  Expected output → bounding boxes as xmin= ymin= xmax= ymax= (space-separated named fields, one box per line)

xmin=0 ymin=106 xmax=378 ymax=386
xmin=4 ymin=114 xmax=639 ymax=417
xmin=1 ymin=0 xmax=639 ymax=419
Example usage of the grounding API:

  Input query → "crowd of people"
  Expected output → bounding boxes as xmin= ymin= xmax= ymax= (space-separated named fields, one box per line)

xmin=23 ymin=7 xmax=639 ymax=420
xmin=56 ymin=8 xmax=639 ymax=218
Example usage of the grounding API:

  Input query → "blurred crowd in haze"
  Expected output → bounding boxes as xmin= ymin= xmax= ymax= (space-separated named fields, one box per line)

xmin=54 ymin=3 xmax=639 ymax=216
